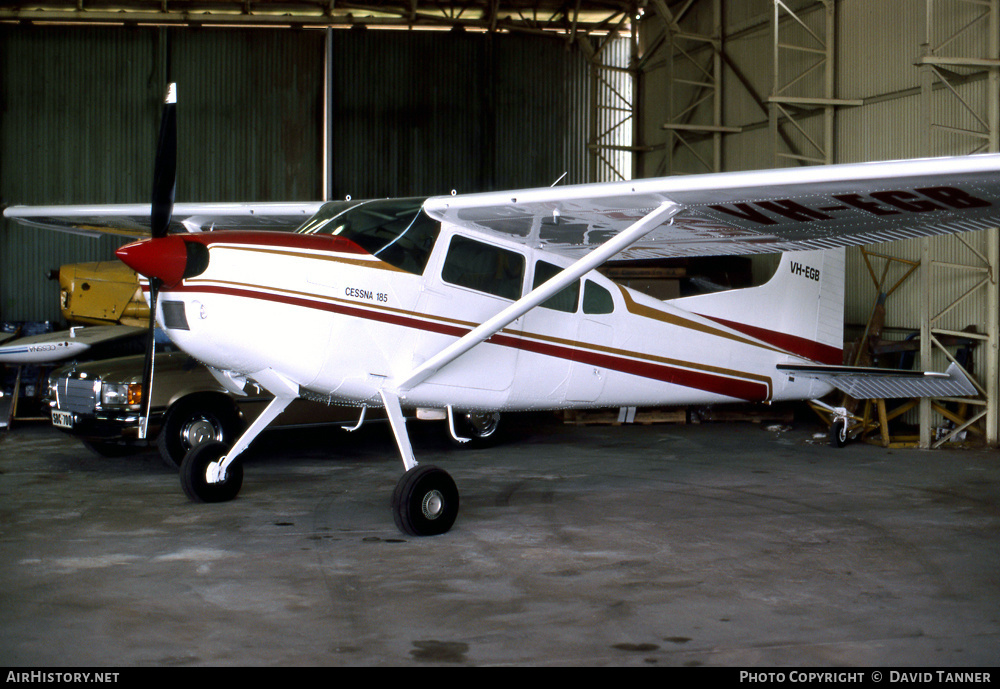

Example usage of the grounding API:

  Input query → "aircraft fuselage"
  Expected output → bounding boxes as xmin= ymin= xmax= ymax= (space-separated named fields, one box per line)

xmin=138 ymin=210 xmax=836 ymax=414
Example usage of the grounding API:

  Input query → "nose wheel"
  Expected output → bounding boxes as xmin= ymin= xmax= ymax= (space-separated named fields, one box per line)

xmin=180 ymin=440 xmax=244 ymax=503
xmin=391 ymin=465 xmax=459 ymax=536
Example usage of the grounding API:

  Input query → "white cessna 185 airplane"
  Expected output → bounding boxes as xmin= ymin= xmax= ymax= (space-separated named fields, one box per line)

xmin=6 ymin=84 xmax=1000 ymax=536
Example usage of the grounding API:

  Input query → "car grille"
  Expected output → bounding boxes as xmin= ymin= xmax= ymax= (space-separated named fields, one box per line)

xmin=53 ymin=377 xmax=99 ymax=414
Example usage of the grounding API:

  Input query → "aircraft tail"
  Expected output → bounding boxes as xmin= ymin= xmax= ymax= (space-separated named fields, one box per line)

xmin=671 ymin=248 xmax=845 ymax=365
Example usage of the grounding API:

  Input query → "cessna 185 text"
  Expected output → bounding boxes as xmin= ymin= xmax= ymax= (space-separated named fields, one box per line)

xmin=6 ymin=84 xmax=1000 ymax=535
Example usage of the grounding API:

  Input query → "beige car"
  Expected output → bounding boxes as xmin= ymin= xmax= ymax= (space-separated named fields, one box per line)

xmin=47 ymin=350 xmax=502 ymax=468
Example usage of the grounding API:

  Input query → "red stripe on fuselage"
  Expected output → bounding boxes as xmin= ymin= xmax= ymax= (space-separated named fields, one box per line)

xmin=162 ymin=283 xmax=770 ymax=401
xmin=490 ymin=332 xmax=769 ymax=400
xmin=696 ymin=314 xmax=842 ymax=365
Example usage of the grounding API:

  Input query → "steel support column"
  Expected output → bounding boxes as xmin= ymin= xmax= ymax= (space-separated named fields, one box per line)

xmin=918 ymin=0 xmax=999 ymax=447
xmin=769 ymin=0 xmax=860 ymax=166
xmin=653 ymin=0 xmax=739 ymax=175
xmin=580 ymin=12 xmax=638 ymax=183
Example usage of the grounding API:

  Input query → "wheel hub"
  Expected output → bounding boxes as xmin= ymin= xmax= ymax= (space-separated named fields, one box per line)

xmin=467 ymin=412 xmax=499 ymax=437
xmin=421 ymin=489 xmax=445 ymax=520
xmin=182 ymin=416 xmax=221 ymax=451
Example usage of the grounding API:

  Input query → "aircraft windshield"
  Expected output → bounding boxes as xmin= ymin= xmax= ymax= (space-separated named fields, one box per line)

xmin=296 ymin=197 xmax=440 ymax=275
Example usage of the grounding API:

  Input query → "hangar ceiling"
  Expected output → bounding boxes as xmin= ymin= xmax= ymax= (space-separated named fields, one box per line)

xmin=0 ymin=0 xmax=640 ymax=34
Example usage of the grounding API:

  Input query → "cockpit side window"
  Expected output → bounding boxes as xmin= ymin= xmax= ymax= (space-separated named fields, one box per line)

xmin=296 ymin=197 xmax=440 ymax=275
xmin=533 ymin=260 xmax=580 ymax=313
xmin=442 ymin=235 xmax=525 ymax=301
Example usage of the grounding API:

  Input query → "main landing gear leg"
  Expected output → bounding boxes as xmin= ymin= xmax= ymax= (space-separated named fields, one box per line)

xmin=380 ymin=390 xmax=459 ymax=537
xmin=180 ymin=371 xmax=298 ymax=503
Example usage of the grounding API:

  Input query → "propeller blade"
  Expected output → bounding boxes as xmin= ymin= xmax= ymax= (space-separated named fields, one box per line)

xmin=139 ymin=83 xmax=177 ymax=438
xmin=138 ymin=276 xmax=160 ymax=440
xmin=150 ymin=83 xmax=177 ymax=240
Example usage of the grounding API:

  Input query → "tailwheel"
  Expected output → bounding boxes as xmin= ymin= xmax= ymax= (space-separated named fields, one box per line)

xmin=391 ymin=465 xmax=459 ymax=537
xmin=180 ymin=440 xmax=244 ymax=503
xmin=829 ymin=417 xmax=850 ymax=448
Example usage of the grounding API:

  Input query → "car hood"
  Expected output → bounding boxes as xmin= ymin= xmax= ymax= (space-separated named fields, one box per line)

xmin=51 ymin=350 xmax=204 ymax=385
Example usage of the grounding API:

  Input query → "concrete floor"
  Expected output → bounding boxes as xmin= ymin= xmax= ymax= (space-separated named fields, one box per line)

xmin=1 ymin=412 xmax=999 ymax=667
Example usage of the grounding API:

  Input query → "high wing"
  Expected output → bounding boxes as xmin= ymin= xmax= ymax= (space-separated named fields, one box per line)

xmin=9 ymin=155 xmax=998 ymax=248
xmin=3 ymin=202 xmax=323 ymax=238
xmin=423 ymin=154 xmax=1000 ymax=260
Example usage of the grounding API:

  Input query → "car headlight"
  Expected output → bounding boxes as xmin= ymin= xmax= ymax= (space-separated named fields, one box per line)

xmin=100 ymin=382 xmax=143 ymax=408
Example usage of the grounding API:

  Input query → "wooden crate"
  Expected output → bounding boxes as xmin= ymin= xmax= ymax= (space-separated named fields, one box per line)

xmin=560 ymin=407 xmax=687 ymax=426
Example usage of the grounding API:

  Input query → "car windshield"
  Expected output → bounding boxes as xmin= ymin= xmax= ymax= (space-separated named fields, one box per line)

xmin=296 ymin=197 xmax=440 ymax=275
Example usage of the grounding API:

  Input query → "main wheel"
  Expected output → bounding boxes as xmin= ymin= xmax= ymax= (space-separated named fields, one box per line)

xmin=450 ymin=411 xmax=502 ymax=448
xmin=391 ymin=465 xmax=459 ymax=536
xmin=180 ymin=440 xmax=244 ymax=503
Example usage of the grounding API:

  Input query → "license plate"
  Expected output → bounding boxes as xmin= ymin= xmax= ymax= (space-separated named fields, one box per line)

xmin=52 ymin=410 xmax=73 ymax=429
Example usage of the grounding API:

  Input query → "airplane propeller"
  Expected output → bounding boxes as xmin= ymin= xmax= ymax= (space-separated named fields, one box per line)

xmin=138 ymin=82 xmax=177 ymax=439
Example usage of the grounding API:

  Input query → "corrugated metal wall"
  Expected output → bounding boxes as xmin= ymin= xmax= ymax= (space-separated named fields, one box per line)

xmin=170 ymin=29 xmax=326 ymax=203
xmin=326 ymin=29 xmax=591 ymax=200
xmin=0 ymin=26 xmax=160 ymax=324
xmin=1 ymin=26 xmax=593 ymax=323
xmin=0 ymin=25 xmax=326 ymax=323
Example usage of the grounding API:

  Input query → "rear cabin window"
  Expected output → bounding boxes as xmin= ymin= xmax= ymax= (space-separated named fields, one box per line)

xmin=583 ymin=280 xmax=614 ymax=315
xmin=532 ymin=260 xmax=580 ymax=313
xmin=442 ymin=235 xmax=525 ymax=301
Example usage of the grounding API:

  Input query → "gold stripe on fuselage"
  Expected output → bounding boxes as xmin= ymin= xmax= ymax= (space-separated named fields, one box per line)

xmin=505 ymin=323 xmax=773 ymax=399
xmin=177 ymin=272 xmax=772 ymax=398
xmin=617 ymin=287 xmax=786 ymax=356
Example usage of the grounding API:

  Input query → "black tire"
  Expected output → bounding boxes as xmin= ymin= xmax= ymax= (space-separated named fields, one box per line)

xmin=829 ymin=418 xmax=848 ymax=448
xmin=450 ymin=411 xmax=502 ymax=448
xmin=180 ymin=440 xmax=243 ymax=503
xmin=391 ymin=465 xmax=459 ymax=536
xmin=157 ymin=395 xmax=243 ymax=470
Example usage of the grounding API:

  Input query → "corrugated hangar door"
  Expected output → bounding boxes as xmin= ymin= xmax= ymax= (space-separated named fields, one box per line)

xmin=0 ymin=26 xmax=326 ymax=324
xmin=1 ymin=25 xmax=597 ymax=324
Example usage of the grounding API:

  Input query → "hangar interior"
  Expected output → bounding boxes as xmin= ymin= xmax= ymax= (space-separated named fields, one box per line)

xmin=1 ymin=0 xmax=1000 ymax=669
xmin=2 ymin=0 xmax=997 ymax=446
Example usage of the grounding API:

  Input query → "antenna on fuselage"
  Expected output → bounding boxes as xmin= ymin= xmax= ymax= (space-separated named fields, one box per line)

xmin=550 ymin=171 xmax=568 ymax=187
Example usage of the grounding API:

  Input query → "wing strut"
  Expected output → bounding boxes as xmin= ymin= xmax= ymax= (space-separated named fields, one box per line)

xmin=395 ymin=200 xmax=683 ymax=393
